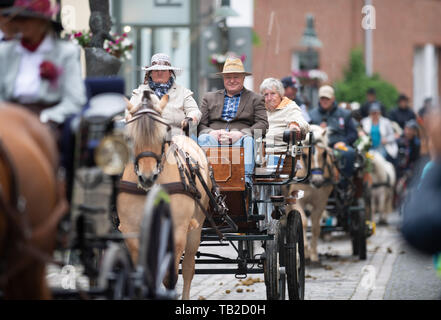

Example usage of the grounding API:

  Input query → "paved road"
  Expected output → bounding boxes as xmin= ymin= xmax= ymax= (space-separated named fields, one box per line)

xmin=175 ymin=211 xmax=441 ymax=300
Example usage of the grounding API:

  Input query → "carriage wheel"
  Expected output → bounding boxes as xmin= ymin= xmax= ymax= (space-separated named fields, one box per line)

xmin=284 ymin=210 xmax=305 ymax=300
xmin=138 ymin=185 xmax=176 ymax=299
xmin=98 ymin=243 xmax=134 ymax=300
xmin=264 ymin=219 xmax=287 ymax=300
xmin=351 ymin=207 xmax=367 ymax=260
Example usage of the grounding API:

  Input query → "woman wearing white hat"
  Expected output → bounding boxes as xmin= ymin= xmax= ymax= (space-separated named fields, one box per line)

xmin=130 ymin=53 xmax=201 ymax=138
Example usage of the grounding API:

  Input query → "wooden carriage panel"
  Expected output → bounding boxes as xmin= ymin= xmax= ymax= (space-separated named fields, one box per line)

xmin=202 ymin=147 xmax=245 ymax=191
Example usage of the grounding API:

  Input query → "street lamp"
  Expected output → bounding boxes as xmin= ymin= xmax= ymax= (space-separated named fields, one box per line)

xmin=214 ymin=0 xmax=239 ymax=54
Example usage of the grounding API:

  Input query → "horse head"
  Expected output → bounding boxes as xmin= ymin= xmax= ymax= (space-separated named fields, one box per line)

xmin=307 ymin=125 xmax=331 ymax=188
xmin=125 ymin=90 xmax=170 ymax=190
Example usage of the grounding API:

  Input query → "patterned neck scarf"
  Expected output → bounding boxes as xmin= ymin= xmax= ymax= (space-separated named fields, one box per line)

xmin=148 ymin=76 xmax=174 ymax=99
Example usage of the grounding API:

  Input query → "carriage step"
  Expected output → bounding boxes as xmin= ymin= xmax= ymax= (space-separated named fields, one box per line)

xmin=189 ymin=268 xmax=264 ymax=275
xmin=201 ymin=234 xmax=274 ymax=242
xmin=76 ymin=204 xmax=106 ymax=214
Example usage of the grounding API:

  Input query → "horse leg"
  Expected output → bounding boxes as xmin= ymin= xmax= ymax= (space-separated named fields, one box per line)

xmin=378 ymin=187 xmax=386 ymax=223
xmin=309 ymin=199 xmax=327 ymax=263
xmin=181 ymin=226 xmax=202 ymax=300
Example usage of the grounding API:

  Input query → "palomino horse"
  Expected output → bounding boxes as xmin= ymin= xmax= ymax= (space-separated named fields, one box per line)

xmin=289 ymin=125 xmax=334 ymax=264
xmin=0 ymin=104 xmax=67 ymax=299
xmin=117 ymin=91 xmax=212 ymax=300
xmin=369 ymin=150 xmax=396 ymax=224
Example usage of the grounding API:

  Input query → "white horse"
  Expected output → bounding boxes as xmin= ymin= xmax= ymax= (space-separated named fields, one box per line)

xmin=369 ymin=150 xmax=396 ymax=224
xmin=289 ymin=125 xmax=334 ymax=263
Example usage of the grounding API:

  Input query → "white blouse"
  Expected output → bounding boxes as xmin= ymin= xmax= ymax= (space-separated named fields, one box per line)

xmin=13 ymin=35 xmax=54 ymax=103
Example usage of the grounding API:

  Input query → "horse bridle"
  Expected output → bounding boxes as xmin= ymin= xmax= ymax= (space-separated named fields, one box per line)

xmin=303 ymin=138 xmax=334 ymax=185
xmin=133 ymin=140 xmax=168 ymax=190
xmin=127 ymin=106 xmax=171 ymax=190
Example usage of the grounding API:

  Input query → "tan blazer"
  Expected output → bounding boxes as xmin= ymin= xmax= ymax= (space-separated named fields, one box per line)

xmin=198 ymin=88 xmax=268 ymax=137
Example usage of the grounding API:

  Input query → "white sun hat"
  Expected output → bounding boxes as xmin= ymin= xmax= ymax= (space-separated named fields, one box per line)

xmin=142 ymin=53 xmax=183 ymax=76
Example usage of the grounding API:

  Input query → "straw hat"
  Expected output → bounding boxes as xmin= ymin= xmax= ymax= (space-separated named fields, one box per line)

xmin=216 ymin=57 xmax=252 ymax=76
xmin=142 ymin=53 xmax=183 ymax=76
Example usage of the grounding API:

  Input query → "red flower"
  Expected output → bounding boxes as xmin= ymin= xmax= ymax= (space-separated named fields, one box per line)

xmin=40 ymin=61 xmax=61 ymax=88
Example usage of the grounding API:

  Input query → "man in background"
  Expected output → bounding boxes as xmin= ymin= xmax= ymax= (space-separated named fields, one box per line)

xmin=281 ymin=76 xmax=310 ymax=123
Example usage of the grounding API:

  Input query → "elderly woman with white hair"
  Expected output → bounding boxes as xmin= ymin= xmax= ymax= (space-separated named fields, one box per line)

xmin=130 ymin=53 xmax=201 ymax=138
xmin=259 ymin=77 xmax=310 ymax=166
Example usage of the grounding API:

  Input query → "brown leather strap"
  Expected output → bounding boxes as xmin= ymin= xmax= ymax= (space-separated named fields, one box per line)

xmin=118 ymin=180 xmax=197 ymax=199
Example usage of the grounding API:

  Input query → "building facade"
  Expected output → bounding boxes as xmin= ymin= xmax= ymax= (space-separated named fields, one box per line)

xmin=253 ymin=0 xmax=441 ymax=111
xmin=59 ymin=0 xmax=255 ymax=101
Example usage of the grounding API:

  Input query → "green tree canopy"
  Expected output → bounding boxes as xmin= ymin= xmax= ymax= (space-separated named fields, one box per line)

xmin=334 ymin=48 xmax=399 ymax=111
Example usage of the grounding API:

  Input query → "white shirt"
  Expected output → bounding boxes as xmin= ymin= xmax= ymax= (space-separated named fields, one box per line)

xmin=13 ymin=35 xmax=54 ymax=103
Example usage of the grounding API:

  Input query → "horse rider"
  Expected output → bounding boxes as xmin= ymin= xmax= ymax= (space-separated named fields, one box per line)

xmin=309 ymin=85 xmax=358 ymax=188
xmin=259 ymin=77 xmax=309 ymax=166
xmin=197 ymin=57 xmax=268 ymax=186
xmin=0 ymin=0 xmax=86 ymax=200
xmin=130 ymin=53 xmax=201 ymax=140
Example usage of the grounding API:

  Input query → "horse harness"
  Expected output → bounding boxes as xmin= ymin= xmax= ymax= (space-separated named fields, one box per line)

xmin=119 ymin=107 xmax=233 ymax=240
xmin=0 ymin=138 xmax=68 ymax=287
xmin=301 ymin=141 xmax=336 ymax=187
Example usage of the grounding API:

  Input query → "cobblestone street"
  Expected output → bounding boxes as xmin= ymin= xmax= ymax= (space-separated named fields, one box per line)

xmin=175 ymin=212 xmax=440 ymax=300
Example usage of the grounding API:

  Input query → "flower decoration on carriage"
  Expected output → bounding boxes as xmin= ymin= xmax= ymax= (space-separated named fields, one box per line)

xmin=103 ymin=32 xmax=134 ymax=61
xmin=67 ymin=30 xmax=93 ymax=48
xmin=66 ymin=30 xmax=134 ymax=61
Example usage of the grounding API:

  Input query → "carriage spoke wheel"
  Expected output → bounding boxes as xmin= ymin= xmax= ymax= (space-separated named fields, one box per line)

xmin=98 ymin=243 xmax=134 ymax=300
xmin=264 ymin=219 xmax=283 ymax=300
xmin=285 ymin=210 xmax=305 ymax=300
xmin=138 ymin=185 xmax=176 ymax=299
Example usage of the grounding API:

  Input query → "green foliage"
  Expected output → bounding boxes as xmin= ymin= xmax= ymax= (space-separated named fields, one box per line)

xmin=334 ymin=48 xmax=399 ymax=111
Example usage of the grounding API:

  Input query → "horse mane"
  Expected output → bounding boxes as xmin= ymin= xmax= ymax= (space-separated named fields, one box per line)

xmin=309 ymin=124 xmax=329 ymax=148
xmin=125 ymin=91 xmax=168 ymax=153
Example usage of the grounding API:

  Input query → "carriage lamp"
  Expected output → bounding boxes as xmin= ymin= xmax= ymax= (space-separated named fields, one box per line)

xmin=95 ymin=134 xmax=130 ymax=176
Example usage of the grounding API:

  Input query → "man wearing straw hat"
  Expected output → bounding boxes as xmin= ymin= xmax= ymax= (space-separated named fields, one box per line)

xmin=198 ymin=57 xmax=268 ymax=185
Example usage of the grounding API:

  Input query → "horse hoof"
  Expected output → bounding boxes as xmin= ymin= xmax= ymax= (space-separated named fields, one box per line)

xmin=306 ymin=260 xmax=322 ymax=268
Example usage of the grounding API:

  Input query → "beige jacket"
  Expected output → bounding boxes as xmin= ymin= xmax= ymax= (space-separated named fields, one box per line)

xmin=130 ymin=82 xmax=202 ymax=130
xmin=265 ymin=97 xmax=310 ymax=153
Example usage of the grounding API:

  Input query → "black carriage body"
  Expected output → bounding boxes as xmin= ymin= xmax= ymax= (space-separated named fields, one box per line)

xmin=190 ymin=134 xmax=312 ymax=300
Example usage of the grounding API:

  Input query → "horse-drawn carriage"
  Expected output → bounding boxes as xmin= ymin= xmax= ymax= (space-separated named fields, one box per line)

xmin=294 ymin=126 xmax=374 ymax=262
xmin=50 ymin=78 xmax=178 ymax=300
xmin=1 ymin=79 xmax=312 ymax=300
xmin=192 ymin=131 xmax=312 ymax=300
xmin=0 ymin=78 xmax=177 ymax=300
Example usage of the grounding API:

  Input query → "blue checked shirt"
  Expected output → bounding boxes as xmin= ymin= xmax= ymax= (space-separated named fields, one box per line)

xmin=221 ymin=90 xmax=242 ymax=129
